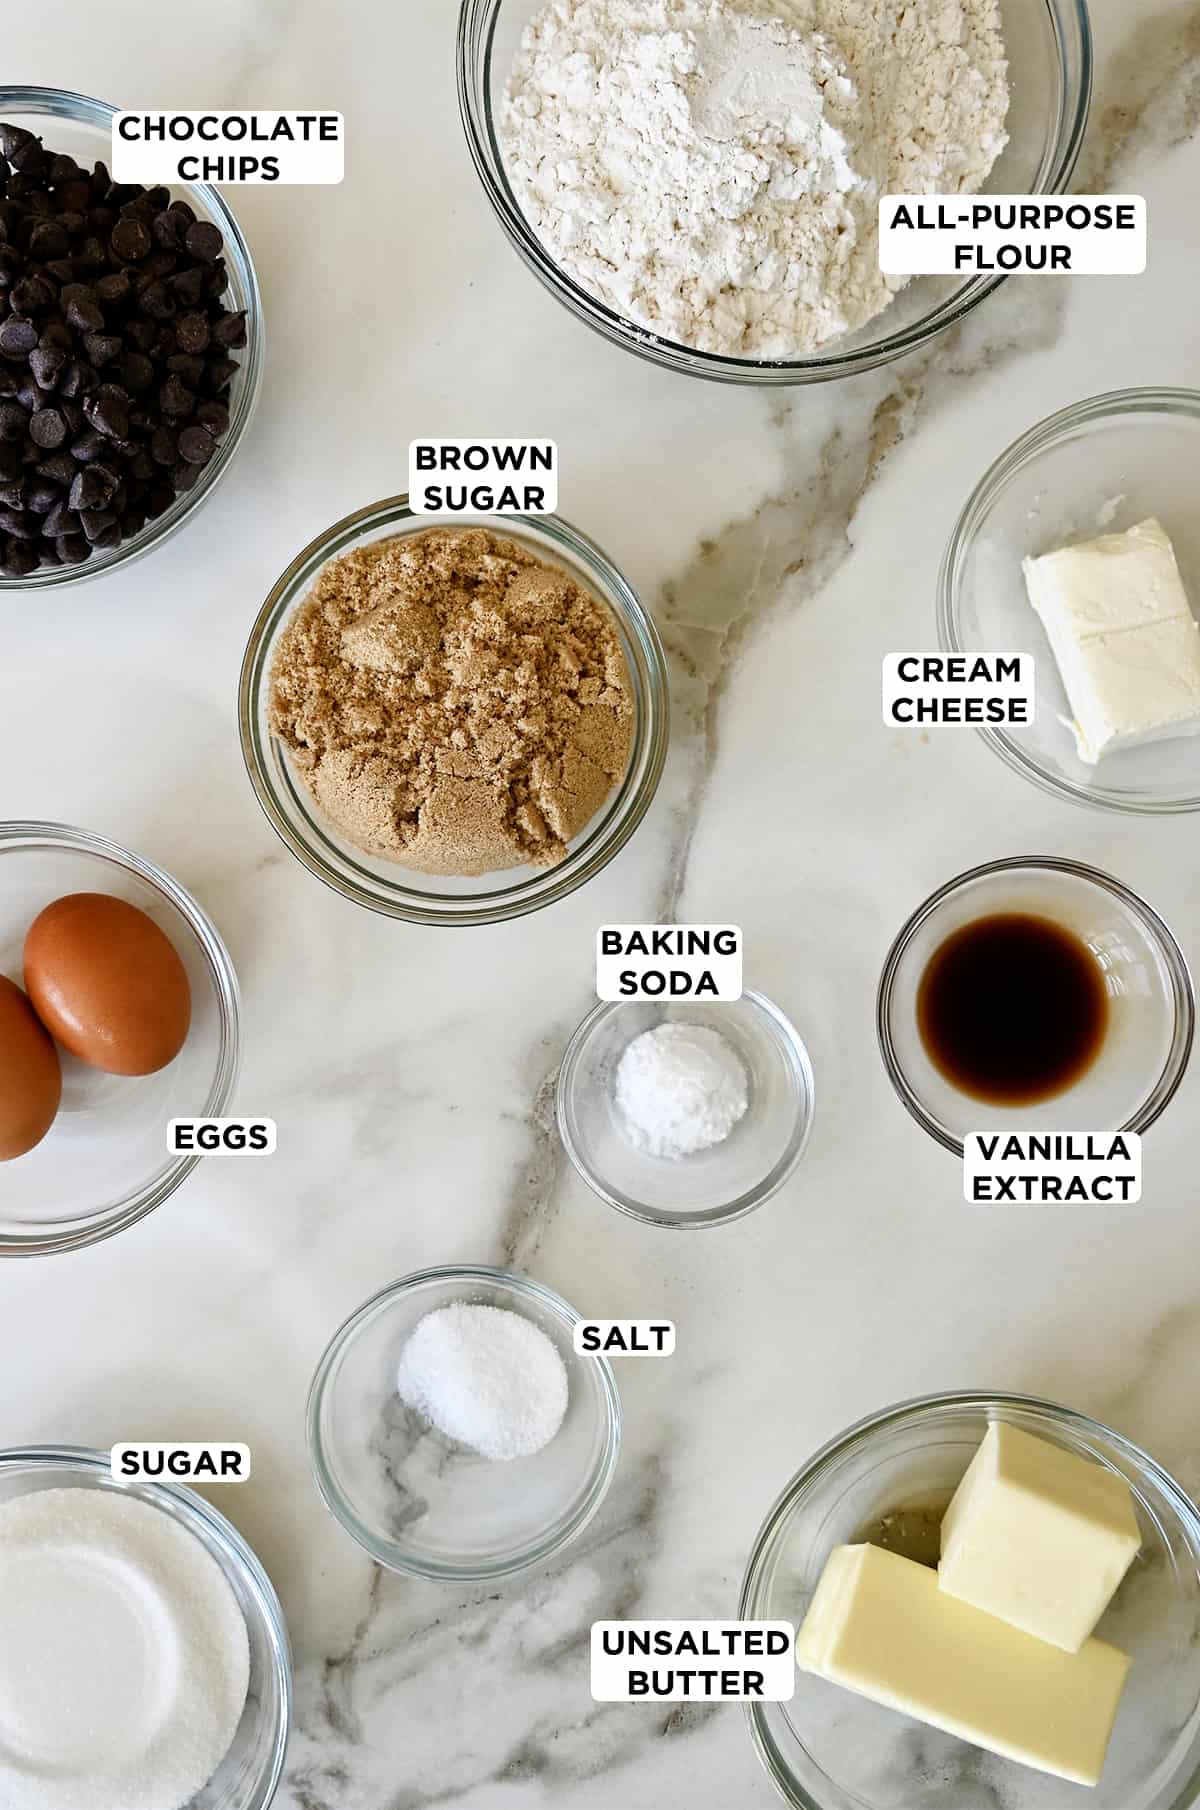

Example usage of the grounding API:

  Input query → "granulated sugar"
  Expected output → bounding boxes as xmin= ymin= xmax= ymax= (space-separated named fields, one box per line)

xmin=502 ymin=0 xmax=1009 ymax=358
xmin=0 ymin=1487 xmax=249 ymax=1810
xmin=397 ymin=1302 xmax=569 ymax=1460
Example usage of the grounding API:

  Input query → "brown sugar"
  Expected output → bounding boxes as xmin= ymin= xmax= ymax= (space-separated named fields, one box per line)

xmin=269 ymin=526 xmax=635 ymax=876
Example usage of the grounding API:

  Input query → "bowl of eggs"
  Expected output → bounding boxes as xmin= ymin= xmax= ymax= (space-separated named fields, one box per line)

xmin=0 ymin=822 xmax=240 ymax=1255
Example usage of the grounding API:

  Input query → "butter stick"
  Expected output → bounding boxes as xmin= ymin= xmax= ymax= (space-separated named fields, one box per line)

xmin=796 ymin=1544 xmax=1129 ymax=1787
xmin=939 ymin=1422 xmax=1140 ymax=1652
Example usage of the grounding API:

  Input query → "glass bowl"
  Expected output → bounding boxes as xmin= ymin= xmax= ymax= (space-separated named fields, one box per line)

xmin=240 ymin=498 xmax=669 ymax=925
xmin=0 ymin=85 xmax=263 ymax=590
xmin=0 ymin=822 xmax=241 ymax=1255
xmin=556 ymin=991 xmax=815 ymax=1226
xmin=307 ymin=1265 xmax=621 ymax=1580
xmin=457 ymin=0 xmax=1091 ymax=385
xmin=0 ymin=1446 xmax=291 ymax=1810
xmin=877 ymin=856 xmax=1193 ymax=1155
xmin=939 ymin=388 xmax=1200 ymax=813
xmin=740 ymin=1392 xmax=1200 ymax=1810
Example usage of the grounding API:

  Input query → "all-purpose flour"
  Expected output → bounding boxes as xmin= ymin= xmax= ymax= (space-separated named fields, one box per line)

xmin=502 ymin=0 xmax=1009 ymax=358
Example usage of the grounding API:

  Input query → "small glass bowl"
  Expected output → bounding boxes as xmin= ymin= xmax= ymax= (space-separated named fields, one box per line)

xmin=240 ymin=498 xmax=668 ymax=925
xmin=458 ymin=0 xmax=1091 ymax=384
xmin=0 ymin=1446 xmax=291 ymax=1810
xmin=556 ymin=992 xmax=815 ymax=1227
xmin=307 ymin=1265 xmax=621 ymax=1580
xmin=0 ymin=85 xmax=263 ymax=590
xmin=741 ymin=1393 xmax=1200 ymax=1810
xmin=877 ymin=856 xmax=1193 ymax=1154
xmin=0 ymin=822 xmax=241 ymax=1255
xmin=939 ymin=388 xmax=1200 ymax=812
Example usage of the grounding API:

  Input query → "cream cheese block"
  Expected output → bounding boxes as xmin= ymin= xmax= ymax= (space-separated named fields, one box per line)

xmin=939 ymin=1422 xmax=1141 ymax=1652
xmin=796 ymin=1543 xmax=1129 ymax=1787
xmin=1022 ymin=516 xmax=1200 ymax=763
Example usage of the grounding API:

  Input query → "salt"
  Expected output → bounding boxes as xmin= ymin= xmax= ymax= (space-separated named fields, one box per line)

xmin=397 ymin=1302 xmax=569 ymax=1460
xmin=614 ymin=1021 xmax=749 ymax=1159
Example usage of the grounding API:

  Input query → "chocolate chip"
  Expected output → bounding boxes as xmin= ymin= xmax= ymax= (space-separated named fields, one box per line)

xmin=0 ymin=403 xmax=25 ymax=441
xmin=65 ymin=292 xmax=104 ymax=333
xmin=159 ymin=375 xmax=194 ymax=419
xmin=110 ymin=215 xmax=152 ymax=262
xmin=2 ymin=538 xmax=39 ymax=576
xmin=10 ymin=274 xmax=55 ymax=313
xmin=83 ymin=333 xmax=122 ymax=367
xmin=95 ymin=270 xmax=132 ymax=308
xmin=138 ymin=281 xmax=174 ymax=320
xmin=184 ymin=220 xmax=223 ymax=262
xmin=29 ymin=408 xmax=66 ymax=449
xmin=56 ymin=533 xmax=90 ymax=563
xmin=169 ymin=266 xmax=206 ymax=307
xmin=149 ymin=426 xmax=177 ymax=466
xmin=28 ymin=345 xmax=66 ymax=389
xmin=0 ymin=317 xmax=38 ymax=355
xmin=35 ymin=453 xmax=76 ymax=486
xmin=177 ymin=426 xmax=217 ymax=465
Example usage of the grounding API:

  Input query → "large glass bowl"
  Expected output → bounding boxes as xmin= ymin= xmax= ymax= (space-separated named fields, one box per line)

xmin=240 ymin=498 xmax=669 ymax=925
xmin=0 ymin=1446 xmax=291 ymax=1810
xmin=458 ymin=0 xmax=1091 ymax=384
xmin=741 ymin=1393 xmax=1200 ymax=1810
xmin=0 ymin=86 xmax=263 ymax=589
xmin=939 ymin=388 xmax=1200 ymax=813
xmin=0 ymin=821 xmax=241 ymax=1254
xmin=307 ymin=1265 xmax=621 ymax=1580
xmin=876 ymin=856 xmax=1193 ymax=1155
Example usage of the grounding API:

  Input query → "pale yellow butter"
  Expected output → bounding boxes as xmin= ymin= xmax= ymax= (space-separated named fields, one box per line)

xmin=939 ymin=1422 xmax=1140 ymax=1651
xmin=796 ymin=1543 xmax=1129 ymax=1787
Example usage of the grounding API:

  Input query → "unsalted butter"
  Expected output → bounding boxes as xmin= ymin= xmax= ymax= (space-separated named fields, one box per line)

xmin=796 ymin=1543 xmax=1129 ymax=1787
xmin=939 ymin=1421 xmax=1140 ymax=1651
xmin=1023 ymin=516 xmax=1200 ymax=763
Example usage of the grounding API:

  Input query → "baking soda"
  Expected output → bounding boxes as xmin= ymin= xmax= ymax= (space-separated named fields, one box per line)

xmin=615 ymin=1021 xmax=749 ymax=1158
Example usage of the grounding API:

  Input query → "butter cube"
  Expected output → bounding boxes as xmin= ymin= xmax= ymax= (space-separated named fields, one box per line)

xmin=1023 ymin=517 xmax=1200 ymax=763
xmin=797 ymin=1543 xmax=1129 ymax=1787
xmin=939 ymin=1422 xmax=1140 ymax=1652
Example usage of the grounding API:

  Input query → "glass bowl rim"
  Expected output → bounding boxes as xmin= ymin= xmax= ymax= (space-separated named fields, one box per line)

xmin=555 ymin=988 xmax=816 ymax=1227
xmin=239 ymin=495 xmax=670 ymax=925
xmin=739 ymin=1388 xmax=1200 ymax=1810
xmin=0 ymin=819 xmax=242 ymax=1255
xmin=0 ymin=1442 xmax=293 ymax=1810
xmin=456 ymin=0 xmax=1093 ymax=385
xmin=875 ymin=853 xmax=1195 ymax=1155
xmin=306 ymin=1262 xmax=623 ymax=1580
xmin=938 ymin=384 xmax=1200 ymax=814
xmin=0 ymin=83 xmax=264 ymax=592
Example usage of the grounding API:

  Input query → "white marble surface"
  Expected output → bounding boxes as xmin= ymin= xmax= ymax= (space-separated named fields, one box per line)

xmin=4 ymin=3 xmax=1200 ymax=1805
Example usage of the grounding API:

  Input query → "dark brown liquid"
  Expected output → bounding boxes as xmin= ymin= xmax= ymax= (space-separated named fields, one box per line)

xmin=917 ymin=912 xmax=1108 ymax=1106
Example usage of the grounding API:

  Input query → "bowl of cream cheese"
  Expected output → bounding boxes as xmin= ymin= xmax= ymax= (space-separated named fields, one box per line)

xmin=940 ymin=388 xmax=1200 ymax=812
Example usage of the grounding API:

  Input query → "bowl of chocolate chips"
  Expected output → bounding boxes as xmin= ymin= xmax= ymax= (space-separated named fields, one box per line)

xmin=0 ymin=87 xmax=262 ymax=587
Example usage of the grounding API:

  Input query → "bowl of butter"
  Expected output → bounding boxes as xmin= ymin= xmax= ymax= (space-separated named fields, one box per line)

xmin=939 ymin=388 xmax=1200 ymax=814
xmin=741 ymin=1393 xmax=1200 ymax=1810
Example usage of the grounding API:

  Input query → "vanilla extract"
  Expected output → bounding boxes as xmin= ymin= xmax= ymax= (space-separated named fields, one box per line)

xmin=918 ymin=913 xmax=1108 ymax=1106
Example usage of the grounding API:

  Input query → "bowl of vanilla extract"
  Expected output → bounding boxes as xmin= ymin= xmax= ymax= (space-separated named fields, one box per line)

xmin=876 ymin=856 xmax=1194 ymax=1154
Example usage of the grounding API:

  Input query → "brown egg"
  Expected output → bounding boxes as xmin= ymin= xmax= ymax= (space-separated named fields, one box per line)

xmin=24 ymin=893 xmax=192 ymax=1077
xmin=0 ymin=974 xmax=62 ymax=1160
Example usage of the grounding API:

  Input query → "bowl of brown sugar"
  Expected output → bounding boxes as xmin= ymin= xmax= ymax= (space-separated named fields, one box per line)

xmin=239 ymin=500 xmax=668 ymax=924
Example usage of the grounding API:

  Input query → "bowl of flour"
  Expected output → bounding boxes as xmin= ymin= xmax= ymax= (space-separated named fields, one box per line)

xmin=458 ymin=0 xmax=1091 ymax=381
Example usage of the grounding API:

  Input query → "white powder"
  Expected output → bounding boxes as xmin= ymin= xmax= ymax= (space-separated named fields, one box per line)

xmin=0 ymin=1487 xmax=249 ymax=1810
xmin=397 ymin=1302 xmax=569 ymax=1460
xmin=615 ymin=1021 xmax=749 ymax=1158
xmin=502 ymin=0 xmax=1009 ymax=358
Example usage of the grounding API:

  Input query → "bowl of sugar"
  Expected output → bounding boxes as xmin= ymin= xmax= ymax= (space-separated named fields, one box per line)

xmin=0 ymin=1446 xmax=291 ymax=1810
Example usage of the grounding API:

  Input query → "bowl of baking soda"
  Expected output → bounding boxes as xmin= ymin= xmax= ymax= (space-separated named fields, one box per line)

xmin=307 ymin=1265 xmax=621 ymax=1580
xmin=0 ymin=1446 xmax=291 ymax=1810
xmin=556 ymin=991 xmax=815 ymax=1227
